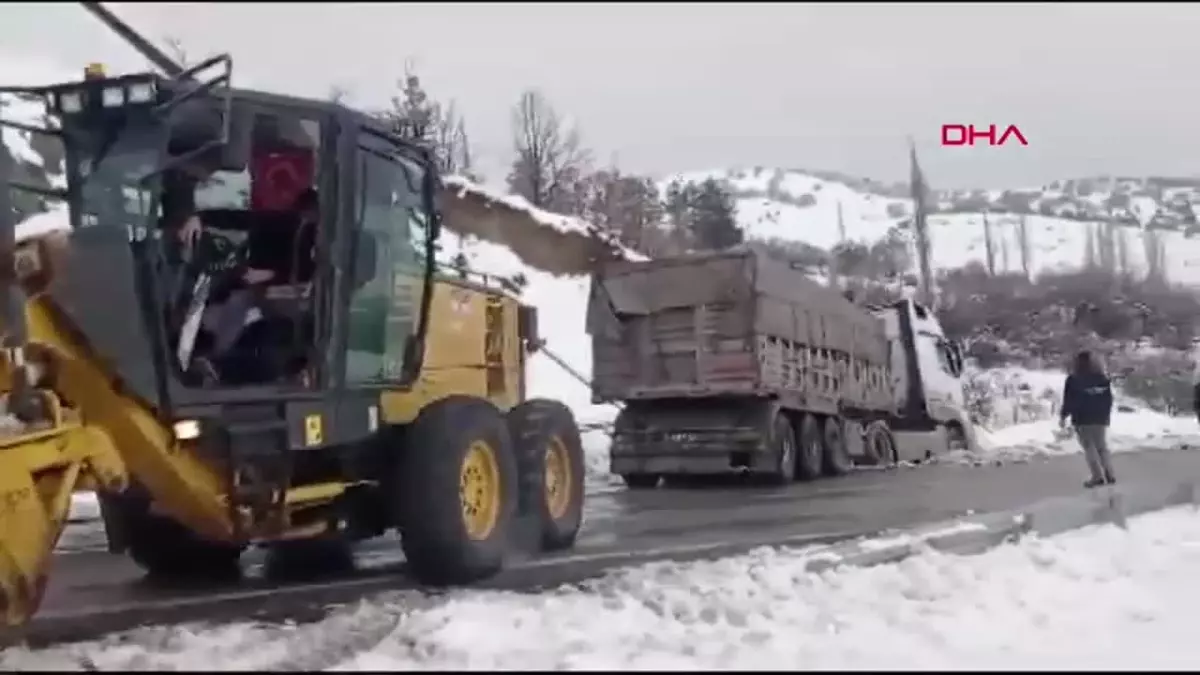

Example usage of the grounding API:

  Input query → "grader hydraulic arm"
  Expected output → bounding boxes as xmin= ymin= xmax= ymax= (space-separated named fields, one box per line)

xmin=0 ymin=141 xmax=118 ymax=629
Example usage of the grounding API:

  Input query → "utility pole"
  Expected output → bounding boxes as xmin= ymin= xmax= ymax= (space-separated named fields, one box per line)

xmin=908 ymin=138 xmax=935 ymax=308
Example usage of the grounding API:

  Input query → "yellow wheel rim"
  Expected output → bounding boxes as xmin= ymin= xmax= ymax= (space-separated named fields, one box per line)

xmin=460 ymin=440 xmax=501 ymax=540
xmin=544 ymin=436 xmax=572 ymax=521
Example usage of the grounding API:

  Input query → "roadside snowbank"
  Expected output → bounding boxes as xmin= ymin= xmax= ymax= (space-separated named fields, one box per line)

xmin=11 ymin=505 xmax=1200 ymax=670
xmin=952 ymin=366 xmax=1200 ymax=466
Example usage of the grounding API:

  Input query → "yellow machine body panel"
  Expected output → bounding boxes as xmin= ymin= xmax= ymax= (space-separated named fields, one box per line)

xmin=381 ymin=275 xmax=525 ymax=424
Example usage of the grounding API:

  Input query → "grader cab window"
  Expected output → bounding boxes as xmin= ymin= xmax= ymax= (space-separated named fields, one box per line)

xmin=69 ymin=125 xmax=160 ymax=230
xmin=345 ymin=139 xmax=430 ymax=384
xmin=162 ymin=106 xmax=328 ymax=389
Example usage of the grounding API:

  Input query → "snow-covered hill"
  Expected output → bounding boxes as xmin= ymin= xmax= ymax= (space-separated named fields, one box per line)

xmin=668 ymin=167 xmax=1200 ymax=286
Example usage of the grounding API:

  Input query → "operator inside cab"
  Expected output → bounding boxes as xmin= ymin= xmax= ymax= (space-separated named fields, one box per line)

xmin=159 ymin=152 xmax=321 ymax=386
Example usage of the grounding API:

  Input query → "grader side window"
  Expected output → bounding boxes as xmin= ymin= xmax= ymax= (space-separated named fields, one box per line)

xmin=345 ymin=143 xmax=429 ymax=384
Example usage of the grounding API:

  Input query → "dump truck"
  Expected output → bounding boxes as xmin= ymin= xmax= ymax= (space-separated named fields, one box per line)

xmin=0 ymin=2 xmax=587 ymax=633
xmin=588 ymin=247 xmax=975 ymax=488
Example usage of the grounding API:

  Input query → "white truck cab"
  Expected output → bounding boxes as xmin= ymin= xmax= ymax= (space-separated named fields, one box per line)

xmin=871 ymin=297 xmax=976 ymax=461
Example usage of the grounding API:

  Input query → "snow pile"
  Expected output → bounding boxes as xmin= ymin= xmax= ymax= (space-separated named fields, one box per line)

xmin=12 ymin=505 xmax=1200 ymax=670
xmin=672 ymin=167 xmax=1200 ymax=287
xmin=964 ymin=407 xmax=1200 ymax=465
xmin=962 ymin=365 xmax=1064 ymax=429
xmin=952 ymin=365 xmax=1200 ymax=465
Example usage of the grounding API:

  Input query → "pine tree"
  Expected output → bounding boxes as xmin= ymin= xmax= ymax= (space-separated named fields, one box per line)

xmin=687 ymin=178 xmax=742 ymax=251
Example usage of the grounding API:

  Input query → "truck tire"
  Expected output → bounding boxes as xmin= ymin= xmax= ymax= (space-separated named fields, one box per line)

xmin=507 ymin=399 xmax=585 ymax=552
xmin=394 ymin=395 xmax=518 ymax=586
xmin=767 ymin=412 xmax=798 ymax=485
xmin=123 ymin=510 xmax=243 ymax=581
xmin=795 ymin=414 xmax=824 ymax=481
xmin=944 ymin=423 xmax=969 ymax=453
xmin=822 ymin=415 xmax=853 ymax=477
xmin=621 ymin=473 xmax=660 ymax=490
xmin=862 ymin=420 xmax=897 ymax=466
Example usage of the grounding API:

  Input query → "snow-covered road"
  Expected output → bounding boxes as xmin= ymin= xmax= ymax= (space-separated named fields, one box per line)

xmin=12 ymin=505 xmax=1200 ymax=671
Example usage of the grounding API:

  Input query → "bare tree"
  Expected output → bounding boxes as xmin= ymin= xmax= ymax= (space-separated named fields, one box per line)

xmin=1017 ymin=213 xmax=1032 ymax=279
xmin=1143 ymin=227 xmax=1167 ymax=285
xmin=1084 ymin=223 xmax=1098 ymax=270
xmin=380 ymin=63 xmax=474 ymax=177
xmin=581 ymin=168 xmax=664 ymax=249
xmin=981 ymin=211 xmax=996 ymax=276
xmin=328 ymin=84 xmax=350 ymax=104
xmin=506 ymin=89 xmax=591 ymax=212
xmin=162 ymin=35 xmax=190 ymax=67
xmin=1115 ymin=224 xmax=1129 ymax=276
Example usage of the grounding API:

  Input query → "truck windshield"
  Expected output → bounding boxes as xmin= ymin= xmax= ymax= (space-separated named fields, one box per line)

xmin=66 ymin=124 xmax=162 ymax=230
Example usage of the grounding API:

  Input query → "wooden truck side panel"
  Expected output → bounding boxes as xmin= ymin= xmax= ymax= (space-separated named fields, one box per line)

xmin=588 ymin=248 xmax=894 ymax=415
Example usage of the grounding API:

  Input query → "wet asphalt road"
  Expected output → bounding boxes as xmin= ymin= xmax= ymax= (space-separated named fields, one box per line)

xmin=23 ymin=446 xmax=1200 ymax=645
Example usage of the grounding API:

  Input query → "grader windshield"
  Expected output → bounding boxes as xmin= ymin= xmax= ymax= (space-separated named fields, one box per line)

xmin=2 ymin=57 xmax=440 ymax=406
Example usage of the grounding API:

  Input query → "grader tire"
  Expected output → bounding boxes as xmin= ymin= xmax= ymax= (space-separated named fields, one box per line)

xmin=507 ymin=399 xmax=586 ymax=552
xmin=395 ymin=395 xmax=518 ymax=586
xmin=123 ymin=510 xmax=243 ymax=582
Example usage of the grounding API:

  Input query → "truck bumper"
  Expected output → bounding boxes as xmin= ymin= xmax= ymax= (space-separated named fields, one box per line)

xmin=609 ymin=427 xmax=774 ymax=475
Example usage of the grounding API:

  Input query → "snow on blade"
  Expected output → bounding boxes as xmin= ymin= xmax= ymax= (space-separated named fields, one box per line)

xmin=12 ymin=505 xmax=1200 ymax=670
xmin=442 ymin=175 xmax=647 ymax=262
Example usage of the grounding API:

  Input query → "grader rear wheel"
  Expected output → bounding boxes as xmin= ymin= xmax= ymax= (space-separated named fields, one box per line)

xmin=507 ymin=399 xmax=586 ymax=552
xmin=394 ymin=395 xmax=518 ymax=585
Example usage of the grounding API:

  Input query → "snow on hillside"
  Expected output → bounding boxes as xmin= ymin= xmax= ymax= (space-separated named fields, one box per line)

xmin=16 ymin=505 xmax=1200 ymax=670
xmin=670 ymin=167 xmax=1200 ymax=286
xmin=1 ymin=51 xmax=71 ymax=241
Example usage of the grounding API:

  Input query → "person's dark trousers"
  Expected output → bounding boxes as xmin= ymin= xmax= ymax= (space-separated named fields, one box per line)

xmin=1075 ymin=424 xmax=1115 ymax=486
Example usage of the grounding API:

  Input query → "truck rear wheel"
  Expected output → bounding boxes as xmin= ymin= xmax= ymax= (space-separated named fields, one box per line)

xmin=944 ymin=422 xmax=969 ymax=453
xmin=394 ymin=396 xmax=518 ymax=585
xmin=768 ymin=412 xmax=797 ymax=485
xmin=507 ymin=399 xmax=585 ymax=552
xmin=862 ymin=420 xmax=897 ymax=466
xmin=123 ymin=510 xmax=243 ymax=581
xmin=822 ymin=415 xmax=853 ymax=477
xmin=795 ymin=414 xmax=824 ymax=481
xmin=621 ymin=473 xmax=660 ymax=489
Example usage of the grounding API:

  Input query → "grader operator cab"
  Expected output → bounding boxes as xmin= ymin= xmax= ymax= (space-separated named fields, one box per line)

xmin=0 ymin=2 xmax=585 ymax=632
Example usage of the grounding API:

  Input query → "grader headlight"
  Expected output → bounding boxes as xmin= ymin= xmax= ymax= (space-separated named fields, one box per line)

xmin=49 ymin=75 xmax=158 ymax=116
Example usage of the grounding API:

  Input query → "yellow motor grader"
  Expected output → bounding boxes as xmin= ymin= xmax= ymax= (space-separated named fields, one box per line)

xmin=0 ymin=2 xmax=585 ymax=632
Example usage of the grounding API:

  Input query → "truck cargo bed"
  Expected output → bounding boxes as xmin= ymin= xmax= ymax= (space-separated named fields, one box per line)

xmin=588 ymin=248 xmax=893 ymax=415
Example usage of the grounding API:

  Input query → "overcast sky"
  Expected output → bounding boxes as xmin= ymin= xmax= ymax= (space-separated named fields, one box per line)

xmin=3 ymin=2 xmax=1199 ymax=189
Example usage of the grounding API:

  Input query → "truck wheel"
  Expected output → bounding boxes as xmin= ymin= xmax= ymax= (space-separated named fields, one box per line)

xmin=822 ymin=416 xmax=853 ymax=477
xmin=795 ymin=414 xmax=824 ymax=481
xmin=507 ymin=399 xmax=585 ymax=552
xmin=394 ymin=395 xmax=518 ymax=586
xmin=768 ymin=412 xmax=798 ymax=485
xmin=621 ymin=473 xmax=660 ymax=489
xmin=123 ymin=510 xmax=243 ymax=581
xmin=862 ymin=420 xmax=897 ymax=466
xmin=944 ymin=423 xmax=969 ymax=453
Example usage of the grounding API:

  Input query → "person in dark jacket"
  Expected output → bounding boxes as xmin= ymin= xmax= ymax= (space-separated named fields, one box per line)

xmin=1059 ymin=350 xmax=1116 ymax=488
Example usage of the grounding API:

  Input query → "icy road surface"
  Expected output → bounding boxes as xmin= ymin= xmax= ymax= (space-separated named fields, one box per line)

xmin=10 ymin=504 xmax=1200 ymax=671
